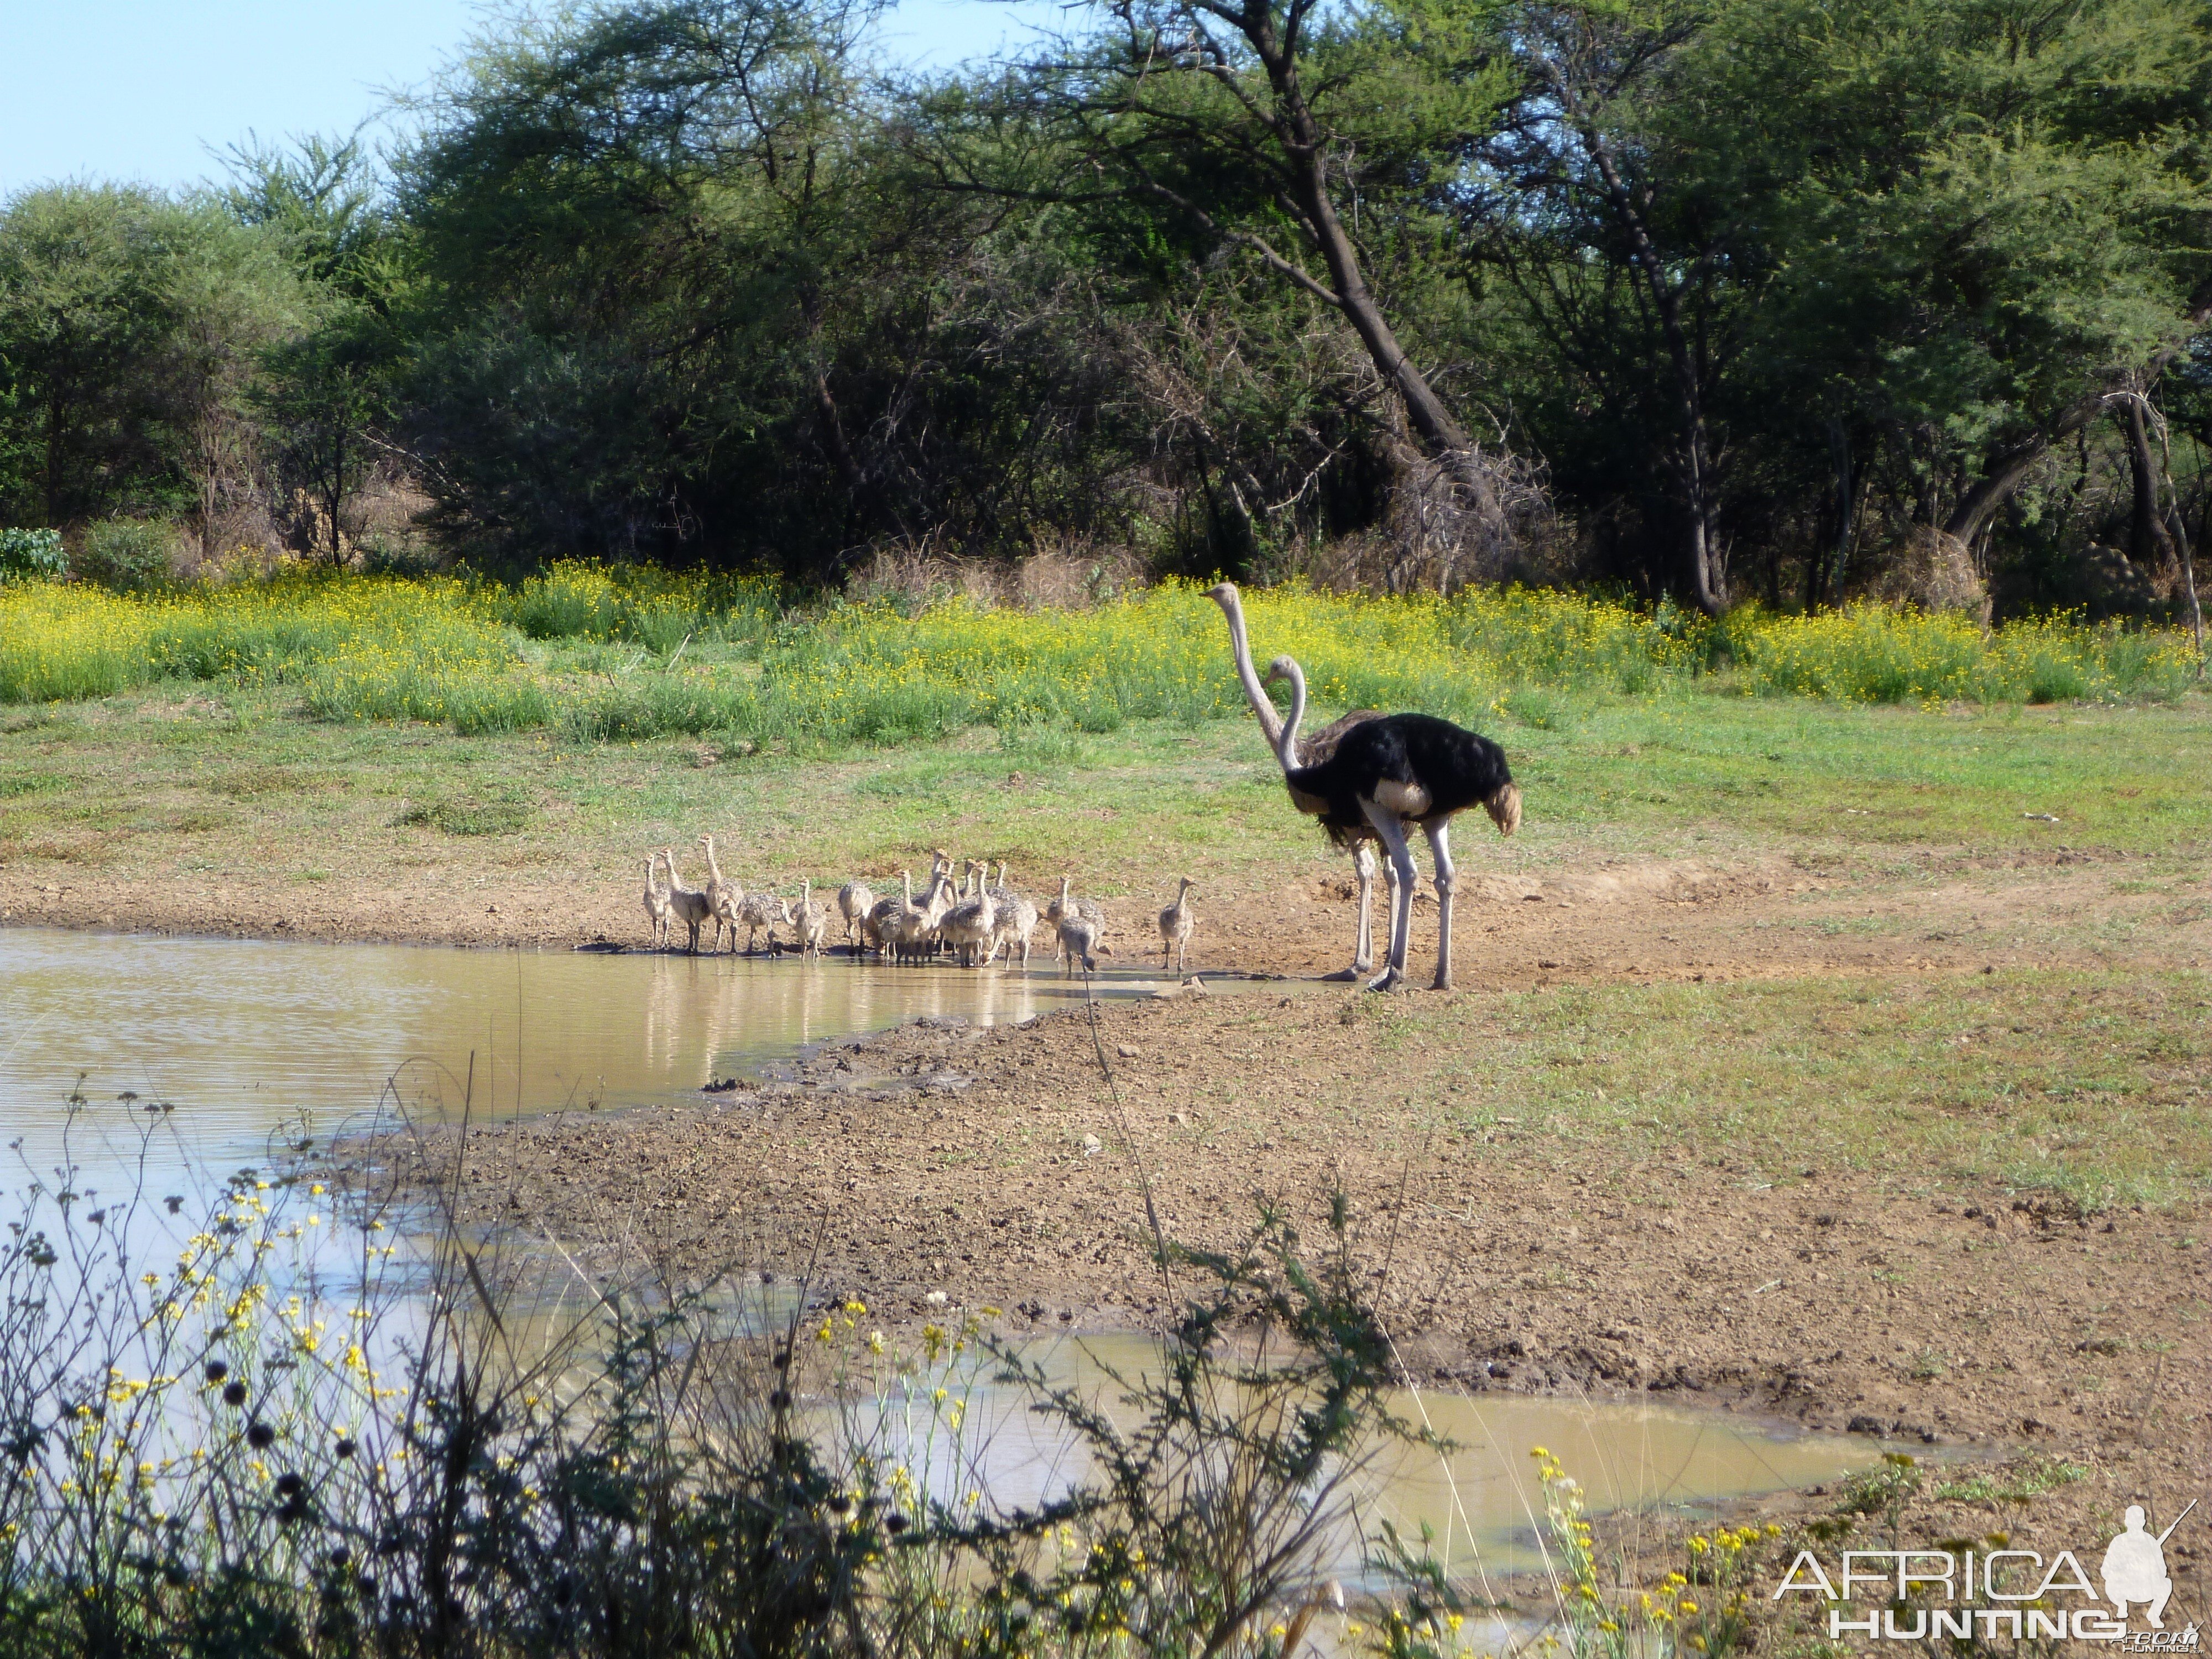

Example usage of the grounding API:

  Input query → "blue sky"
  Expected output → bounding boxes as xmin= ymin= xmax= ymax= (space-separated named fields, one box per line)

xmin=0 ymin=0 xmax=1070 ymax=198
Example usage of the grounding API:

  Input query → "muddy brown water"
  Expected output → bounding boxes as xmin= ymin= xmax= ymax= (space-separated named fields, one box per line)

xmin=1 ymin=927 xmax=1886 ymax=1571
xmin=0 ymin=926 xmax=1203 ymax=1188
xmin=867 ymin=1330 xmax=1885 ymax=1591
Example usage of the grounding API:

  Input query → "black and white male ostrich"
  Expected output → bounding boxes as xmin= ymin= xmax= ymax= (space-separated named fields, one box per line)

xmin=1208 ymin=583 xmax=1387 ymax=979
xmin=1207 ymin=583 xmax=1521 ymax=991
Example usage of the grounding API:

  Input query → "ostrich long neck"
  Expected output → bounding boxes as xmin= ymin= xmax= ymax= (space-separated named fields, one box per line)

xmin=703 ymin=836 xmax=724 ymax=885
xmin=1208 ymin=584 xmax=1285 ymax=751
xmin=1273 ymin=656 xmax=1310 ymax=773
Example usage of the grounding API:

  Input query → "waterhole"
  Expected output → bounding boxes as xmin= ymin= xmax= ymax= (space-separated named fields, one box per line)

xmin=874 ymin=1332 xmax=1886 ymax=1585
xmin=1 ymin=926 xmax=1887 ymax=1574
xmin=0 ymin=926 xmax=1211 ymax=1192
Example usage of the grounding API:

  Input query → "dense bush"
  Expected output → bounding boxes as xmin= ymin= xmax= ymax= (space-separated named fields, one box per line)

xmin=0 ymin=528 xmax=64 ymax=582
xmin=70 ymin=518 xmax=182 ymax=591
xmin=2 ymin=2 xmax=2207 ymax=613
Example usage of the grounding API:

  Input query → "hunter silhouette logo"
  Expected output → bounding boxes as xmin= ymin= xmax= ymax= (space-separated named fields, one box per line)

xmin=2105 ymin=1502 xmax=2194 ymax=1632
xmin=1771 ymin=1498 xmax=2199 ymax=1644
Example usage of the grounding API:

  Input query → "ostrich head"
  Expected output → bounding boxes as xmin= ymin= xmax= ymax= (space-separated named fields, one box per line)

xmin=1208 ymin=582 xmax=1285 ymax=749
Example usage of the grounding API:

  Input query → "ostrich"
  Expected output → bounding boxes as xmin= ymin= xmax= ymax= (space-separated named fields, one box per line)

xmin=1044 ymin=880 xmax=1106 ymax=964
xmin=1157 ymin=875 xmax=1197 ymax=972
xmin=661 ymin=847 xmax=714 ymax=954
xmin=700 ymin=834 xmax=743 ymax=953
xmin=940 ymin=878 xmax=999 ymax=968
xmin=795 ymin=879 xmax=832 ymax=957
xmin=836 ymin=879 xmax=875 ymax=952
xmin=865 ymin=872 xmax=914 ymax=958
xmin=984 ymin=862 xmax=1040 ymax=968
xmin=735 ymin=889 xmax=794 ymax=954
xmin=1264 ymin=653 xmax=1520 ymax=992
xmin=643 ymin=853 xmax=672 ymax=949
xmin=1056 ymin=876 xmax=1109 ymax=976
xmin=893 ymin=866 xmax=958 ymax=964
xmin=1207 ymin=582 xmax=1386 ymax=980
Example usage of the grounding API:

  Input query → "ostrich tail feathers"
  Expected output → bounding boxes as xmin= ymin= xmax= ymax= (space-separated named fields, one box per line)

xmin=1485 ymin=782 xmax=1523 ymax=838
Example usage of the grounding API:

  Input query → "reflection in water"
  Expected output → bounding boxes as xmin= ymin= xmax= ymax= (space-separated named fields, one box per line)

xmin=0 ymin=927 xmax=1186 ymax=1196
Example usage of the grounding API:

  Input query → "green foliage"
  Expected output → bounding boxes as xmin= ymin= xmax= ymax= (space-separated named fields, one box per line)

xmin=1 ymin=569 xmax=2197 ymax=735
xmin=1933 ymin=1456 xmax=2089 ymax=1507
xmin=0 ymin=183 xmax=305 ymax=529
xmin=72 ymin=518 xmax=180 ymax=591
xmin=0 ymin=528 xmax=63 ymax=581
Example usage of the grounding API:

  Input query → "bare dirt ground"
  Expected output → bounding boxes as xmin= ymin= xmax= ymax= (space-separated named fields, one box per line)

xmin=1 ymin=834 xmax=2194 ymax=978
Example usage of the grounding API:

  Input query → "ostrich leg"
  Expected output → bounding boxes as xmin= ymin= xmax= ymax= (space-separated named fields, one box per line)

xmin=1326 ymin=842 xmax=1381 ymax=982
xmin=1360 ymin=805 xmax=1420 ymax=992
xmin=1425 ymin=818 xmax=1456 ymax=992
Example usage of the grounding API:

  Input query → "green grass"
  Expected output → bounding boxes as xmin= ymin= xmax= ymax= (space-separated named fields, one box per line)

xmin=3 ymin=683 xmax=2209 ymax=893
xmin=1933 ymin=1456 xmax=2090 ymax=1505
xmin=1357 ymin=967 xmax=2212 ymax=1206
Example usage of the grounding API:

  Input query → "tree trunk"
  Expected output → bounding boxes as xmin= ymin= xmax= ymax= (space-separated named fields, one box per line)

xmin=1542 ymin=55 xmax=1726 ymax=613
xmin=1811 ymin=420 xmax=1855 ymax=609
xmin=2125 ymin=401 xmax=2173 ymax=571
xmin=1941 ymin=389 xmax=2106 ymax=544
xmin=2169 ymin=491 xmax=2204 ymax=657
xmin=1239 ymin=6 xmax=1510 ymax=538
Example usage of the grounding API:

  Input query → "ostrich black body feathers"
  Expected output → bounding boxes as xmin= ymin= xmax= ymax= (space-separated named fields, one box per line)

xmin=1284 ymin=713 xmax=1515 ymax=828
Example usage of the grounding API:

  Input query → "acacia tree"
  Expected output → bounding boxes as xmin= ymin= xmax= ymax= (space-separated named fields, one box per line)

xmin=0 ymin=185 xmax=302 ymax=536
xmin=958 ymin=0 xmax=1526 ymax=551
xmin=1472 ymin=4 xmax=1756 ymax=613
xmin=1467 ymin=0 xmax=2211 ymax=612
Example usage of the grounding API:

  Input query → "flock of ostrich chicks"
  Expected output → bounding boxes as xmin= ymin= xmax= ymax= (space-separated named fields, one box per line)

xmin=631 ymin=582 xmax=1521 ymax=993
xmin=642 ymin=842 xmax=1194 ymax=976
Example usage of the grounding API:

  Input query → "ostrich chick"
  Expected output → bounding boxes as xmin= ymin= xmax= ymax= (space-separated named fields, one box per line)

xmin=836 ymin=879 xmax=875 ymax=952
xmin=1056 ymin=877 xmax=1109 ymax=977
xmin=1157 ymin=875 xmax=1197 ymax=973
xmin=1044 ymin=880 xmax=1107 ymax=964
xmin=700 ymin=834 xmax=743 ymax=953
xmin=735 ymin=889 xmax=793 ymax=954
xmin=643 ymin=853 xmax=672 ymax=949
xmin=984 ymin=863 xmax=1040 ymax=968
xmin=661 ymin=847 xmax=714 ymax=954
xmin=940 ymin=880 xmax=999 ymax=968
xmin=795 ymin=879 xmax=832 ymax=957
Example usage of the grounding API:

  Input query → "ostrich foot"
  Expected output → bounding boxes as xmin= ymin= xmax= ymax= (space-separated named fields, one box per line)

xmin=1322 ymin=967 xmax=1360 ymax=983
xmin=1430 ymin=973 xmax=1453 ymax=992
xmin=1366 ymin=967 xmax=1404 ymax=993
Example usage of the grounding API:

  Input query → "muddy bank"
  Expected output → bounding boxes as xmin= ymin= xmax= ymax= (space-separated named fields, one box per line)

xmin=348 ymin=981 xmax=2209 ymax=1450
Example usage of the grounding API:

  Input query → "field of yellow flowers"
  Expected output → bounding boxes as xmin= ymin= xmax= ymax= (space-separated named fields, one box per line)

xmin=1 ymin=563 xmax=2198 ymax=745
